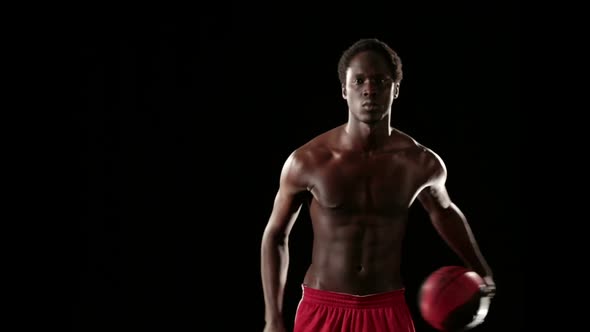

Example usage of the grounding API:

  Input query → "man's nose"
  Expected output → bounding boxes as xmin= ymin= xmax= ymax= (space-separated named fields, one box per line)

xmin=363 ymin=81 xmax=378 ymax=96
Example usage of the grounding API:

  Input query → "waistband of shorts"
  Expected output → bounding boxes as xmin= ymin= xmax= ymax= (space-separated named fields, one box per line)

xmin=300 ymin=284 xmax=406 ymax=309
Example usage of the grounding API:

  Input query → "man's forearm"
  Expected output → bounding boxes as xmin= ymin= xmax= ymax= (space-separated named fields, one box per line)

xmin=261 ymin=236 xmax=290 ymax=322
xmin=431 ymin=203 xmax=492 ymax=277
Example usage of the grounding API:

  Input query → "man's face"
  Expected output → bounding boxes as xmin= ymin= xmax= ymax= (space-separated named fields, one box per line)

xmin=343 ymin=51 xmax=399 ymax=124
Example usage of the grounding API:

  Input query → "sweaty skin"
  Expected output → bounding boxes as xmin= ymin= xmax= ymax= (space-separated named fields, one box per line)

xmin=299 ymin=127 xmax=437 ymax=295
xmin=261 ymin=50 xmax=493 ymax=331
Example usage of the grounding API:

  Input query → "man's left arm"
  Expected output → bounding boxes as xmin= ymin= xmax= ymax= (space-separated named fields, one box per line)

xmin=417 ymin=153 xmax=495 ymax=296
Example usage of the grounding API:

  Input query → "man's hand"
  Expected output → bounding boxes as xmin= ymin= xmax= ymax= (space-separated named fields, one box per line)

xmin=482 ymin=275 xmax=496 ymax=298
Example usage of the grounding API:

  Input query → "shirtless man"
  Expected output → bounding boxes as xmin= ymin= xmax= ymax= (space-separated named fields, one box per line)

xmin=260 ymin=38 xmax=495 ymax=332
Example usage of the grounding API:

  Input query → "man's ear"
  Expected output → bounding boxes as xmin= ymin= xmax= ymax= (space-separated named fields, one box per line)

xmin=393 ymin=82 xmax=400 ymax=99
xmin=342 ymin=85 xmax=347 ymax=99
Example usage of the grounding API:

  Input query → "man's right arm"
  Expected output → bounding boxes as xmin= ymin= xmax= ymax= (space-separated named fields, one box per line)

xmin=261 ymin=151 xmax=308 ymax=331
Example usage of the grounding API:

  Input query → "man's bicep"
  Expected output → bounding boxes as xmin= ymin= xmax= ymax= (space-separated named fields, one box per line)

xmin=273 ymin=185 xmax=305 ymax=215
xmin=417 ymin=182 xmax=452 ymax=215
xmin=417 ymin=148 xmax=452 ymax=213
xmin=265 ymin=186 xmax=306 ymax=238
xmin=265 ymin=152 xmax=308 ymax=234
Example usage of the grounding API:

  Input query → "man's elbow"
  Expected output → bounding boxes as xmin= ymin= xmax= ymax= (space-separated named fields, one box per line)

xmin=262 ymin=226 xmax=289 ymax=248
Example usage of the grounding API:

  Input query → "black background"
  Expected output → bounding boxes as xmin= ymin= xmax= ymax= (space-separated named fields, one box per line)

xmin=73 ymin=4 xmax=521 ymax=331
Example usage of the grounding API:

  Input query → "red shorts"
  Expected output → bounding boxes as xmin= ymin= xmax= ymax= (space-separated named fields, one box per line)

xmin=294 ymin=285 xmax=416 ymax=332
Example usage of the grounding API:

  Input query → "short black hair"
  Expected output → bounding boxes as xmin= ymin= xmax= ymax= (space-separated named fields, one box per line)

xmin=337 ymin=38 xmax=403 ymax=86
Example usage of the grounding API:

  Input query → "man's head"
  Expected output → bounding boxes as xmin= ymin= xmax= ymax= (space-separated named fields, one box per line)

xmin=338 ymin=38 xmax=403 ymax=124
xmin=338 ymin=39 xmax=403 ymax=86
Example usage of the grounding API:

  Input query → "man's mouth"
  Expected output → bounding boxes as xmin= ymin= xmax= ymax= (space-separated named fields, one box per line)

xmin=362 ymin=101 xmax=380 ymax=107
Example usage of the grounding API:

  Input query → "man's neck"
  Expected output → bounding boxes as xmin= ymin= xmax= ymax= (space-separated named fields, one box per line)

xmin=343 ymin=117 xmax=392 ymax=152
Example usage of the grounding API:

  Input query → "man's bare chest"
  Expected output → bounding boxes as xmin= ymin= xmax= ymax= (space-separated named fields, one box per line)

xmin=308 ymin=155 xmax=422 ymax=212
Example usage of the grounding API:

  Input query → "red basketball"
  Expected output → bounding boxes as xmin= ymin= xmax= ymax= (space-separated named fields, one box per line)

xmin=418 ymin=266 xmax=491 ymax=331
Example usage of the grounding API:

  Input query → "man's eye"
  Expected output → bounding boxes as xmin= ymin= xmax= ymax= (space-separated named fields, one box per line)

xmin=354 ymin=78 xmax=364 ymax=84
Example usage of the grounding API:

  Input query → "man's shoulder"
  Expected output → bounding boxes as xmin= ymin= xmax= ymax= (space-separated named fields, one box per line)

xmin=390 ymin=128 xmax=444 ymax=167
xmin=295 ymin=126 xmax=342 ymax=156
xmin=390 ymin=128 xmax=429 ymax=154
xmin=390 ymin=128 xmax=419 ymax=149
xmin=279 ymin=127 xmax=341 ymax=184
xmin=286 ymin=126 xmax=342 ymax=170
